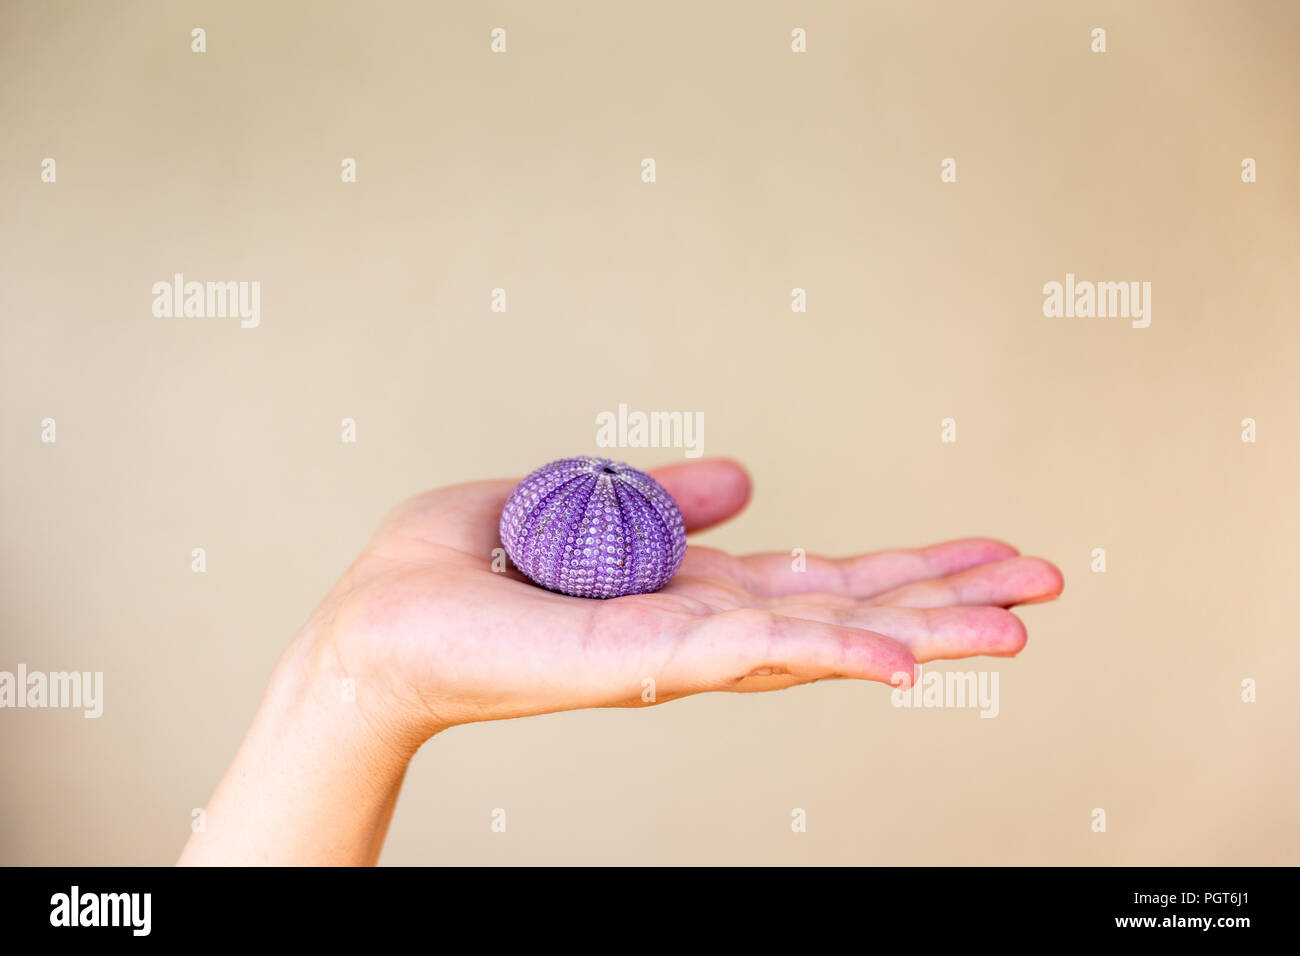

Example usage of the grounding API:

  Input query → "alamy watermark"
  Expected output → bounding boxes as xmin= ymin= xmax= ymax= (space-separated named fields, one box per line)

xmin=1042 ymin=273 xmax=1151 ymax=328
xmin=0 ymin=665 xmax=103 ymax=718
xmin=151 ymin=273 xmax=260 ymax=328
xmin=595 ymin=403 xmax=704 ymax=458
xmin=50 ymin=886 xmax=150 ymax=936
xmin=891 ymin=665 xmax=999 ymax=718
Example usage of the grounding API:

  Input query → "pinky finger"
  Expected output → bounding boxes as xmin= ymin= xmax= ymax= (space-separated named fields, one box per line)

xmin=669 ymin=609 xmax=918 ymax=693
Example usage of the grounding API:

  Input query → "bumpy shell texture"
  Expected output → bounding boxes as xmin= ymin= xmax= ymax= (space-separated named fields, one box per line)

xmin=499 ymin=457 xmax=687 ymax=599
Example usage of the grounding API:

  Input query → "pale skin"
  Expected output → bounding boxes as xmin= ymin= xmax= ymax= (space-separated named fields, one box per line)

xmin=178 ymin=458 xmax=1063 ymax=865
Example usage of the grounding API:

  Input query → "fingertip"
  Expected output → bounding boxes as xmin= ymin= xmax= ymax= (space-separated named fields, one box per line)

xmin=861 ymin=638 xmax=918 ymax=687
xmin=981 ymin=606 xmax=1029 ymax=656
xmin=1020 ymin=559 xmax=1065 ymax=604
xmin=886 ymin=655 xmax=920 ymax=690
xmin=982 ymin=538 xmax=1021 ymax=559
xmin=704 ymin=457 xmax=752 ymax=508
xmin=1048 ymin=561 xmax=1065 ymax=596
xmin=998 ymin=612 xmax=1029 ymax=656
xmin=651 ymin=457 xmax=753 ymax=533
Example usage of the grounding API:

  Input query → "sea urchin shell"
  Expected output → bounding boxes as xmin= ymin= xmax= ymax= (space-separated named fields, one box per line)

xmin=499 ymin=456 xmax=687 ymax=598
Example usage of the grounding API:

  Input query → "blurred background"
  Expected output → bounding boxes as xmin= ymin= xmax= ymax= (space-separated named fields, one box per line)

xmin=1 ymin=0 xmax=1297 ymax=865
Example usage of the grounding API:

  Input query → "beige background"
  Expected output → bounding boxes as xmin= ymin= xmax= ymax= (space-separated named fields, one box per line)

xmin=2 ymin=0 xmax=1297 ymax=865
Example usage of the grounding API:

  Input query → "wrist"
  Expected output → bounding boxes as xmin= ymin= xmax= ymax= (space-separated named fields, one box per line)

xmin=178 ymin=629 xmax=420 ymax=866
xmin=283 ymin=624 xmax=430 ymax=766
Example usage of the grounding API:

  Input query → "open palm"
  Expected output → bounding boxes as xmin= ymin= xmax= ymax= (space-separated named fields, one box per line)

xmin=315 ymin=458 xmax=1064 ymax=739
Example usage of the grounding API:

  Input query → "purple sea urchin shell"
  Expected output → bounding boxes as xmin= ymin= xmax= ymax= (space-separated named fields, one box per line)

xmin=499 ymin=457 xmax=687 ymax=599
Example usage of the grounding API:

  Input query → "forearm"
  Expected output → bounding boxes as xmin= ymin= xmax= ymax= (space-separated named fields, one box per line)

xmin=178 ymin=635 xmax=419 ymax=866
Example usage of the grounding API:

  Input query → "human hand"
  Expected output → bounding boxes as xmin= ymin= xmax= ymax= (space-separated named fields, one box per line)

xmin=312 ymin=457 xmax=1064 ymax=746
xmin=180 ymin=457 xmax=1062 ymax=865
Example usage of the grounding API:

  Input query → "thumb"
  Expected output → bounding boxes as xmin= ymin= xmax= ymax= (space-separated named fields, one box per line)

xmin=648 ymin=458 xmax=752 ymax=534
